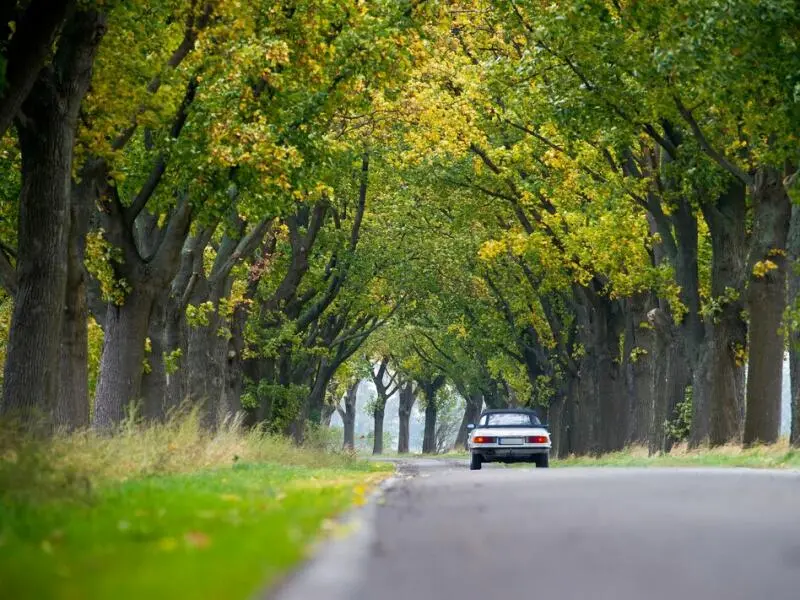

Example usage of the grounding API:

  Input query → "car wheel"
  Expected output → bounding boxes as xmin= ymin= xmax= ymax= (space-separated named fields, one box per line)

xmin=534 ymin=453 xmax=550 ymax=468
xmin=470 ymin=453 xmax=482 ymax=470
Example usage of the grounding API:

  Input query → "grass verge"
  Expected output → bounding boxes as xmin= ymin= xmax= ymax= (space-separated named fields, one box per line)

xmin=0 ymin=412 xmax=392 ymax=600
xmin=555 ymin=440 xmax=800 ymax=469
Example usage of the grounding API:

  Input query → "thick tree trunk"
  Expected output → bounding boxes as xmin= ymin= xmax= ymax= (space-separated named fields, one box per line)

xmin=692 ymin=180 xmax=749 ymax=446
xmin=623 ymin=295 xmax=654 ymax=445
xmin=422 ymin=399 xmax=437 ymax=454
xmin=92 ymin=288 xmax=155 ymax=428
xmin=555 ymin=374 xmax=578 ymax=458
xmin=372 ymin=406 xmax=386 ymax=455
xmin=790 ymin=202 xmax=800 ymax=447
xmin=56 ymin=161 xmax=103 ymax=429
xmin=1 ymin=13 xmax=105 ymax=427
xmin=341 ymin=382 xmax=358 ymax=451
xmin=163 ymin=302 xmax=188 ymax=413
xmin=93 ymin=196 xmax=192 ymax=429
xmin=744 ymin=167 xmax=791 ymax=446
xmin=220 ymin=302 xmax=248 ymax=426
xmin=397 ymin=382 xmax=415 ymax=454
xmin=140 ymin=296 xmax=168 ymax=421
xmin=0 ymin=0 xmax=76 ymax=140
xmin=574 ymin=287 xmax=626 ymax=454
xmin=455 ymin=391 xmax=483 ymax=449
xmin=186 ymin=315 xmax=227 ymax=429
xmin=648 ymin=308 xmax=691 ymax=454
xmin=420 ymin=376 xmax=445 ymax=454
xmin=56 ymin=202 xmax=90 ymax=429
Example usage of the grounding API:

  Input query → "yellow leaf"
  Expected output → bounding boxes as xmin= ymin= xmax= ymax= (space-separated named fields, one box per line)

xmin=158 ymin=537 xmax=178 ymax=552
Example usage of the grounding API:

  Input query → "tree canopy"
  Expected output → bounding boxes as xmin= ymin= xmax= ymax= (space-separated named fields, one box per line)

xmin=1 ymin=0 xmax=799 ymax=454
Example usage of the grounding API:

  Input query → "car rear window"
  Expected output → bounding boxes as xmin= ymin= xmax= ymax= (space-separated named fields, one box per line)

xmin=482 ymin=413 xmax=539 ymax=426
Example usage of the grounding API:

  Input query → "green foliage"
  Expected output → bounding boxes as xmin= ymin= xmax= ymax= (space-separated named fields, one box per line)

xmin=163 ymin=348 xmax=183 ymax=376
xmin=0 ymin=293 xmax=11 ymax=392
xmin=665 ymin=386 xmax=694 ymax=443
xmin=84 ymin=229 xmax=131 ymax=305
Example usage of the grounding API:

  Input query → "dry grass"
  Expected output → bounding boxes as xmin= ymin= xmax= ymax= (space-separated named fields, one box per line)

xmin=0 ymin=407 xmax=371 ymax=505
xmin=557 ymin=439 xmax=800 ymax=469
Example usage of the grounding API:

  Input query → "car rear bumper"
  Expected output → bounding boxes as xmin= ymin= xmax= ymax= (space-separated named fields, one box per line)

xmin=472 ymin=446 xmax=550 ymax=460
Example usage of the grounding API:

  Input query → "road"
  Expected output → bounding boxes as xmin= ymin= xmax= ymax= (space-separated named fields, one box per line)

xmin=270 ymin=459 xmax=800 ymax=600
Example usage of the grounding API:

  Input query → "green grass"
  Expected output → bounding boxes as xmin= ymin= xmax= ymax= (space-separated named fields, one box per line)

xmin=554 ymin=441 xmax=800 ymax=469
xmin=377 ymin=441 xmax=800 ymax=471
xmin=0 ymin=413 xmax=392 ymax=600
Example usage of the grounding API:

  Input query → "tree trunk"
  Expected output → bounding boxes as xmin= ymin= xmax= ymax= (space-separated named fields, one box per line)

xmin=0 ymin=0 xmax=76 ymax=140
xmin=92 ymin=288 xmax=155 ymax=428
xmin=694 ymin=179 xmax=749 ymax=446
xmin=419 ymin=376 xmax=445 ymax=454
xmin=397 ymin=382 xmax=415 ymax=454
xmin=372 ymin=406 xmax=386 ymax=455
xmin=454 ymin=391 xmax=483 ymax=449
xmin=789 ymin=202 xmax=800 ymax=447
xmin=56 ymin=200 xmax=90 ymax=429
xmin=220 ymin=301 xmax=248 ymax=426
xmin=92 ymin=196 xmax=192 ymax=429
xmin=342 ymin=382 xmax=358 ymax=451
xmin=186 ymin=315 xmax=227 ymax=429
xmin=648 ymin=308 xmax=690 ymax=454
xmin=140 ymin=296 xmax=168 ymax=421
xmin=321 ymin=403 xmax=335 ymax=427
xmin=422 ymin=399 xmax=437 ymax=454
xmin=56 ymin=161 xmax=103 ymax=430
xmin=163 ymin=301 xmax=188 ymax=413
xmin=744 ymin=167 xmax=791 ymax=446
xmin=1 ymin=12 xmax=105 ymax=428
xmin=623 ymin=294 xmax=655 ymax=445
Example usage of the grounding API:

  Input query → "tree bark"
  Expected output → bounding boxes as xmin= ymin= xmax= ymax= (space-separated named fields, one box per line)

xmin=454 ymin=390 xmax=483 ymax=449
xmin=93 ymin=288 xmax=155 ymax=428
xmin=341 ymin=381 xmax=358 ymax=450
xmin=56 ymin=160 xmax=104 ymax=429
xmin=623 ymin=294 xmax=655 ymax=445
xmin=420 ymin=375 xmax=445 ymax=454
xmin=422 ymin=398 xmax=437 ymax=454
xmin=1 ymin=12 xmax=105 ymax=428
xmin=92 ymin=198 xmax=192 ymax=429
xmin=789 ymin=202 xmax=800 ymax=447
xmin=372 ymin=406 xmax=386 ymax=455
xmin=648 ymin=308 xmax=690 ymax=454
xmin=397 ymin=382 xmax=415 ymax=454
xmin=692 ymin=180 xmax=749 ymax=446
xmin=140 ymin=295 xmax=168 ymax=421
xmin=0 ymin=0 xmax=76 ymax=140
xmin=744 ymin=167 xmax=791 ymax=446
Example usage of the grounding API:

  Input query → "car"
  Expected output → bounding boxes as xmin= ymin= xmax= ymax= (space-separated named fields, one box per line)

xmin=467 ymin=408 xmax=551 ymax=470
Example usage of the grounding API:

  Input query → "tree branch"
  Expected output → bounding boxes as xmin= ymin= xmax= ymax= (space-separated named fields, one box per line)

xmin=0 ymin=0 xmax=75 ymax=140
xmin=674 ymin=96 xmax=753 ymax=187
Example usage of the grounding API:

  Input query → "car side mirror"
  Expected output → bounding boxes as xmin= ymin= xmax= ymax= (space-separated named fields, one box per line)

xmin=466 ymin=424 xmax=475 ymax=431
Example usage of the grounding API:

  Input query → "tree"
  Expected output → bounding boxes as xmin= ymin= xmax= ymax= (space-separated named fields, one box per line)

xmin=368 ymin=356 xmax=400 ymax=455
xmin=1 ymin=8 xmax=106 ymax=427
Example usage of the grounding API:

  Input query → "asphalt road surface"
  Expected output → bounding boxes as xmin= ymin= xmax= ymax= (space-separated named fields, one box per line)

xmin=271 ymin=459 xmax=800 ymax=600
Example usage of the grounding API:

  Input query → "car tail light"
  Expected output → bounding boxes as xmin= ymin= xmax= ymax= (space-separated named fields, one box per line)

xmin=473 ymin=436 xmax=496 ymax=444
xmin=527 ymin=435 xmax=548 ymax=444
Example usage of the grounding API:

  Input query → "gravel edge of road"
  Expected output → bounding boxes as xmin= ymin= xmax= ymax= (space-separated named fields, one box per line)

xmin=260 ymin=472 xmax=401 ymax=600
